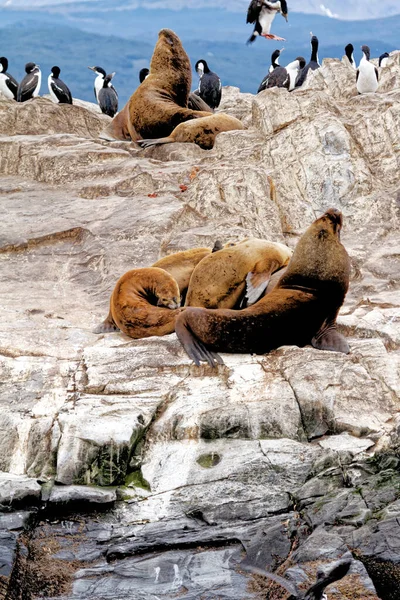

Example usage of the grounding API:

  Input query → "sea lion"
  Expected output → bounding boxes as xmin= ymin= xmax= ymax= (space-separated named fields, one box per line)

xmin=175 ymin=209 xmax=351 ymax=367
xmin=138 ymin=113 xmax=244 ymax=150
xmin=152 ymin=247 xmax=212 ymax=296
xmin=104 ymin=29 xmax=212 ymax=142
xmin=94 ymin=267 xmax=182 ymax=339
xmin=185 ymin=239 xmax=292 ymax=310
xmin=94 ymin=246 xmax=212 ymax=334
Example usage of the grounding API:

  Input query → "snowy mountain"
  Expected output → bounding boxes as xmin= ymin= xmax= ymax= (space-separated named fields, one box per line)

xmin=1 ymin=0 xmax=400 ymax=21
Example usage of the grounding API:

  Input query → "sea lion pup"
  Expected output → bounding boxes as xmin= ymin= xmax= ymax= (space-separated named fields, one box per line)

xmin=185 ymin=239 xmax=292 ymax=310
xmin=104 ymin=29 xmax=212 ymax=142
xmin=175 ymin=209 xmax=351 ymax=367
xmin=94 ymin=247 xmax=212 ymax=334
xmin=94 ymin=267 xmax=182 ymax=339
xmin=138 ymin=113 xmax=244 ymax=150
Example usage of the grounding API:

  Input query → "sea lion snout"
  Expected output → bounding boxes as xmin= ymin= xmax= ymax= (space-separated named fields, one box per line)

xmin=321 ymin=208 xmax=343 ymax=237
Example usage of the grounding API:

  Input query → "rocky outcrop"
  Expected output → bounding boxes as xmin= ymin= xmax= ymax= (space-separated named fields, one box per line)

xmin=0 ymin=55 xmax=399 ymax=599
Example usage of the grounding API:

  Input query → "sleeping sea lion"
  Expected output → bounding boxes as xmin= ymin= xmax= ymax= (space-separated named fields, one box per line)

xmin=175 ymin=209 xmax=351 ymax=367
xmin=94 ymin=246 xmax=212 ymax=334
xmin=185 ymin=239 xmax=292 ymax=309
xmin=94 ymin=267 xmax=182 ymax=339
xmin=138 ymin=113 xmax=244 ymax=150
xmin=104 ymin=29 xmax=212 ymax=142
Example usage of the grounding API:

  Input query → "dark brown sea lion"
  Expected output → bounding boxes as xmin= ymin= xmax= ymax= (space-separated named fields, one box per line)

xmin=104 ymin=29 xmax=212 ymax=142
xmin=138 ymin=113 xmax=244 ymax=150
xmin=185 ymin=239 xmax=292 ymax=309
xmin=94 ymin=247 xmax=212 ymax=334
xmin=175 ymin=209 xmax=351 ymax=367
xmin=94 ymin=267 xmax=182 ymax=339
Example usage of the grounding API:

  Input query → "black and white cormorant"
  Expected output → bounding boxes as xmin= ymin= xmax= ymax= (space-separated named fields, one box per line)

xmin=257 ymin=47 xmax=284 ymax=92
xmin=246 ymin=0 xmax=288 ymax=44
xmin=98 ymin=72 xmax=118 ymax=117
xmin=344 ymin=43 xmax=356 ymax=69
xmin=379 ymin=52 xmax=390 ymax=67
xmin=264 ymin=56 xmax=305 ymax=91
xmin=241 ymin=558 xmax=352 ymax=600
xmin=356 ymin=45 xmax=379 ymax=94
xmin=295 ymin=33 xmax=320 ymax=88
xmin=0 ymin=57 xmax=18 ymax=100
xmin=195 ymin=59 xmax=222 ymax=109
xmin=139 ymin=68 xmax=149 ymax=83
xmin=48 ymin=66 xmax=72 ymax=104
xmin=88 ymin=66 xmax=117 ymax=102
xmin=17 ymin=62 xmax=41 ymax=102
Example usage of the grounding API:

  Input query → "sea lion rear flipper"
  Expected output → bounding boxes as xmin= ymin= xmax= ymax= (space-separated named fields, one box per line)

xmin=311 ymin=323 xmax=350 ymax=354
xmin=175 ymin=313 xmax=224 ymax=368
xmin=138 ymin=137 xmax=173 ymax=148
xmin=93 ymin=311 xmax=120 ymax=334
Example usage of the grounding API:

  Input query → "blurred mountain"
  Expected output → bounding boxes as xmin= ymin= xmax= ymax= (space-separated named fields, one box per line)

xmin=0 ymin=7 xmax=398 ymax=106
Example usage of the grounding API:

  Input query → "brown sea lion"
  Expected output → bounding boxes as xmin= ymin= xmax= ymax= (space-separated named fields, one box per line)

xmin=152 ymin=247 xmax=212 ymax=296
xmin=94 ymin=267 xmax=182 ymax=339
xmin=94 ymin=246 xmax=212 ymax=334
xmin=104 ymin=29 xmax=212 ymax=142
xmin=175 ymin=209 xmax=351 ymax=367
xmin=185 ymin=239 xmax=292 ymax=309
xmin=138 ymin=113 xmax=244 ymax=150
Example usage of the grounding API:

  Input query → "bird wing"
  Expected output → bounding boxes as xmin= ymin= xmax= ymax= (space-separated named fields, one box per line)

xmin=51 ymin=79 xmax=72 ymax=103
xmin=111 ymin=84 xmax=118 ymax=99
xmin=356 ymin=69 xmax=360 ymax=83
xmin=375 ymin=67 xmax=379 ymax=81
xmin=5 ymin=73 xmax=18 ymax=99
xmin=200 ymin=73 xmax=222 ymax=109
xmin=304 ymin=559 xmax=352 ymax=599
xmin=257 ymin=73 xmax=270 ymax=93
xmin=98 ymin=88 xmax=118 ymax=117
xmin=246 ymin=0 xmax=263 ymax=24
xmin=17 ymin=73 xmax=38 ymax=101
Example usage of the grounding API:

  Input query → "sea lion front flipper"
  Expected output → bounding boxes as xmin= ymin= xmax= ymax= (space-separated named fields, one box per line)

xmin=175 ymin=313 xmax=224 ymax=368
xmin=241 ymin=270 xmax=272 ymax=307
xmin=311 ymin=323 xmax=350 ymax=354
xmin=93 ymin=311 xmax=120 ymax=334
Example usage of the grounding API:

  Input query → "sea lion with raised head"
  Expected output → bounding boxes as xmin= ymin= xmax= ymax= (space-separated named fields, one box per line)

xmin=175 ymin=209 xmax=351 ymax=366
xmin=138 ymin=113 xmax=244 ymax=150
xmin=94 ymin=267 xmax=182 ymax=339
xmin=104 ymin=29 xmax=212 ymax=142
xmin=185 ymin=239 xmax=292 ymax=309
xmin=94 ymin=246 xmax=212 ymax=334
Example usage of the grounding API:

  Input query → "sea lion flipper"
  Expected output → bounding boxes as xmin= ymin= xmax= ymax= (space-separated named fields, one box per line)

xmin=138 ymin=137 xmax=173 ymax=148
xmin=93 ymin=312 xmax=119 ymax=334
xmin=242 ymin=270 xmax=271 ymax=307
xmin=311 ymin=324 xmax=350 ymax=354
xmin=175 ymin=313 xmax=223 ymax=368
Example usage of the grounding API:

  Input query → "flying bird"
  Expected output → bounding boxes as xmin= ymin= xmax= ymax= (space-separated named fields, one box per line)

xmin=241 ymin=558 xmax=352 ymax=599
xmin=246 ymin=0 xmax=288 ymax=44
xmin=48 ymin=66 xmax=72 ymax=104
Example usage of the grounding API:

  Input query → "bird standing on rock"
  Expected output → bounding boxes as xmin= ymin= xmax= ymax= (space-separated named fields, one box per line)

xmin=98 ymin=72 xmax=118 ymax=117
xmin=88 ymin=65 xmax=117 ymax=102
xmin=17 ymin=62 xmax=41 ymax=102
xmin=264 ymin=56 xmax=305 ymax=91
xmin=246 ymin=0 xmax=288 ymax=44
xmin=48 ymin=66 xmax=72 ymax=104
xmin=257 ymin=47 xmax=284 ymax=92
xmin=0 ymin=57 xmax=18 ymax=100
xmin=296 ymin=33 xmax=320 ymax=88
xmin=356 ymin=45 xmax=379 ymax=94
xmin=344 ymin=43 xmax=356 ymax=69
xmin=194 ymin=59 xmax=222 ymax=109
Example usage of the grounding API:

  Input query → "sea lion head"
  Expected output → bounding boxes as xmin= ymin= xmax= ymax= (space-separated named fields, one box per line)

xmin=157 ymin=295 xmax=181 ymax=310
xmin=155 ymin=274 xmax=181 ymax=310
xmin=314 ymin=207 xmax=343 ymax=240
xmin=150 ymin=29 xmax=192 ymax=102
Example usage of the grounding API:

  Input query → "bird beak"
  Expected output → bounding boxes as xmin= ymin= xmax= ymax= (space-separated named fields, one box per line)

xmin=310 ymin=31 xmax=313 ymax=36
xmin=283 ymin=13 xmax=288 ymax=21
xmin=111 ymin=72 xmax=116 ymax=78
xmin=88 ymin=66 xmax=96 ymax=72
xmin=280 ymin=47 xmax=285 ymax=52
